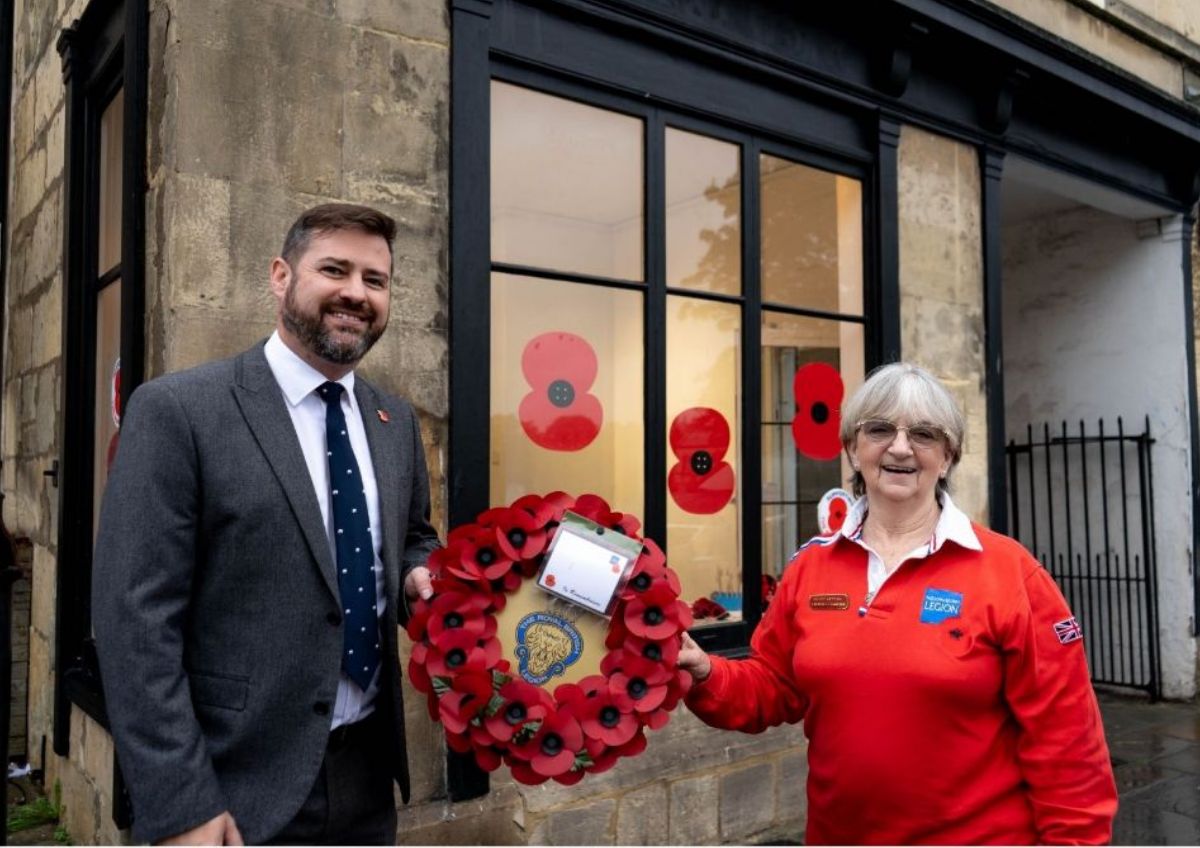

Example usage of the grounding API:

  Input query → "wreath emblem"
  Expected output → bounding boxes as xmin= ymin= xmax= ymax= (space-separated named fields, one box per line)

xmin=406 ymin=492 xmax=693 ymax=785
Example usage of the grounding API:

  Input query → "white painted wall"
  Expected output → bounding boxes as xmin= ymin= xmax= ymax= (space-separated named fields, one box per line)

xmin=1002 ymin=205 xmax=1196 ymax=698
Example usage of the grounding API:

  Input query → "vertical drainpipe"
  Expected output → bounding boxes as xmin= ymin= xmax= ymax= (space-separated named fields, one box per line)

xmin=1 ymin=0 xmax=20 ymax=844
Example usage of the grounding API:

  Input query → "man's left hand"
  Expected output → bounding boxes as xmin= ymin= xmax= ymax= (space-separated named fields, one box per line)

xmin=404 ymin=565 xmax=434 ymax=601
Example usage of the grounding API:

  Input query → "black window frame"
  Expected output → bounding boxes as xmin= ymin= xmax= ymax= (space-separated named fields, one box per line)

xmin=53 ymin=0 xmax=147 ymax=762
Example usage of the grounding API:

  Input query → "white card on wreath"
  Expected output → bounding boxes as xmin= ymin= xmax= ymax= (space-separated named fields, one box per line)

xmin=537 ymin=512 xmax=640 ymax=616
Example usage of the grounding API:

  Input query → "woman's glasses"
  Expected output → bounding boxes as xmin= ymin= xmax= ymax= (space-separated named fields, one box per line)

xmin=856 ymin=419 xmax=947 ymax=450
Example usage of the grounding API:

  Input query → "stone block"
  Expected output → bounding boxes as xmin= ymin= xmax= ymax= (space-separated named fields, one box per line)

xmin=520 ymin=709 xmax=805 ymax=813
xmin=80 ymin=713 xmax=115 ymax=796
xmin=162 ymin=174 xmax=236 ymax=310
xmin=668 ymin=773 xmax=718 ymax=844
xmin=400 ymin=671 xmax=443 ymax=804
xmin=531 ymin=797 xmax=617 ymax=846
xmin=32 ymin=274 xmax=63 ymax=369
xmin=9 ymin=305 xmax=34 ymax=375
xmin=33 ymin=49 xmax=62 ymax=139
xmin=616 ymin=781 xmax=667 ymax=845
xmin=336 ymin=0 xmax=448 ymax=43
xmin=161 ymin=308 xmax=273 ymax=374
xmin=398 ymin=788 xmax=526 ymax=845
xmin=777 ymin=750 xmax=808 ymax=824
xmin=33 ymin=367 xmax=60 ymax=456
xmin=31 ymin=544 xmax=57 ymax=639
xmin=13 ymin=143 xmax=46 ymax=228
xmin=57 ymin=751 xmax=100 ymax=846
xmin=342 ymin=91 xmax=445 ymax=195
xmin=171 ymin=1 xmax=346 ymax=195
xmin=719 ymin=761 xmax=776 ymax=841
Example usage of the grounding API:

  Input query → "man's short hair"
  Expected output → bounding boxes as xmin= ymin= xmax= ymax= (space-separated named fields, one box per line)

xmin=281 ymin=203 xmax=397 ymax=266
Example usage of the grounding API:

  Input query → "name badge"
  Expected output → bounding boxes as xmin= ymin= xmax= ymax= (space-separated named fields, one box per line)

xmin=919 ymin=588 xmax=962 ymax=624
xmin=809 ymin=593 xmax=850 ymax=611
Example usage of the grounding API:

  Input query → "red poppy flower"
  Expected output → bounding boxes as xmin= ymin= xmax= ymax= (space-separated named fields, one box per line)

xmin=609 ymin=669 xmax=669 ymax=713
xmin=668 ymin=407 xmax=736 ymax=514
xmin=426 ymin=629 xmax=498 ymax=677
xmin=600 ymin=650 xmax=673 ymax=687
xmin=493 ymin=507 xmax=548 ymax=561
xmin=691 ymin=596 xmax=729 ymax=620
xmin=624 ymin=583 xmax=693 ymax=639
xmin=620 ymin=633 xmax=680 ymax=668
xmin=512 ymin=710 xmax=584 ymax=777
xmin=578 ymin=686 xmax=638 ymax=747
xmin=439 ymin=689 xmax=485 ymax=734
xmin=426 ymin=591 xmax=495 ymax=643
xmin=443 ymin=528 xmax=514 ymax=582
xmin=519 ymin=332 xmax=603 ymax=452
xmin=474 ymin=745 xmax=504 ymax=772
xmin=484 ymin=680 xmax=553 ymax=743
xmin=618 ymin=540 xmax=681 ymax=601
xmin=791 ymin=362 xmax=844 ymax=461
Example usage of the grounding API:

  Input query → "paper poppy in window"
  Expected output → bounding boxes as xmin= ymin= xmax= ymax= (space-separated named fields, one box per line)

xmin=668 ymin=407 xmax=735 ymax=514
xmin=791 ymin=362 xmax=844 ymax=461
xmin=519 ymin=332 xmax=603 ymax=451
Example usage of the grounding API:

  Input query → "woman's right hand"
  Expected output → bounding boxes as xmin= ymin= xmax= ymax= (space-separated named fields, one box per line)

xmin=677 ymin=632 xmax=713 ymax=683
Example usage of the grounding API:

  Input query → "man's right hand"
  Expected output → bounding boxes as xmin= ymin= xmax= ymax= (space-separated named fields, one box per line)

xmin=156 ymin=812 xmax=244 ymax=846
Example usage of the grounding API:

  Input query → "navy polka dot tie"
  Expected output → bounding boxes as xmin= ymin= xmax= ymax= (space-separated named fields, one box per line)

xmin=318 ymin=381 xmax=380 ymax=690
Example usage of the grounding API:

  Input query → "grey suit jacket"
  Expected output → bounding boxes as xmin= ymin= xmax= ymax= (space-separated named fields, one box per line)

xmin=92 ymin=342 xmax=440 ymax=844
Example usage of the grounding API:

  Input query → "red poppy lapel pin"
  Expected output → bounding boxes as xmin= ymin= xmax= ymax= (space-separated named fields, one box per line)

xmin=377 ymin=409 xmax=390 ymax=423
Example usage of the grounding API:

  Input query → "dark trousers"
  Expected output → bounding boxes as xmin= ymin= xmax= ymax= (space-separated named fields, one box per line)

xmin=265 ymin=709 xmax=398 ymax=845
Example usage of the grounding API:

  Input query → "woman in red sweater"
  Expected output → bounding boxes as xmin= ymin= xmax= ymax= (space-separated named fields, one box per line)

xmin=679 ymin=362 xmax=1117 ymax=845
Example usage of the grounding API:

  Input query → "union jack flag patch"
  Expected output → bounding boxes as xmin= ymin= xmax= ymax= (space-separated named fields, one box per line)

xmin=1053 ymin=616 xmax=1083 ymax=645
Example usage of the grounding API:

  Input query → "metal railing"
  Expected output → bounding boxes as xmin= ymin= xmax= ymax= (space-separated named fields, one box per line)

xmin=1006 ymin=417 xmax=1160 ymax=698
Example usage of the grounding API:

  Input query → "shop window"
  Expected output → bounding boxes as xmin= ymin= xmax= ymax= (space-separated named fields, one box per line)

xmin=55 ymin=0 xmax=147 ymax=774
xmin=486 ymin=77 xmax=867 ymax=647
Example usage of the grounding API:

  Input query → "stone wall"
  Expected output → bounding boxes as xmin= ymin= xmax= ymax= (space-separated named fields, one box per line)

xmin=896 ymin=126 xmax=988 ymax=522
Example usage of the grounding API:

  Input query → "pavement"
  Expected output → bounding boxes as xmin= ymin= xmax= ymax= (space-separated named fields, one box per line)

xmin=1102 ymin=689 xmax=1200 ymax=845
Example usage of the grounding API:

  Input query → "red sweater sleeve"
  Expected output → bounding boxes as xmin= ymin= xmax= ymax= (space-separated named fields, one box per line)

xmin=685 ymin=555 xmax=808 ymax=732
xmin=1002 ymin=561 xmax=1118 ymax=844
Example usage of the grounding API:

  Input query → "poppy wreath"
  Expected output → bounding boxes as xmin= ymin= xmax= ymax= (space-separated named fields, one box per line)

xmin=406 ymin=492 xmax=694 ymax=785
xmin=791 ymin=362 xmax=845 ymax=461
xmin=519 ymin=332 xmax=604 ymax=452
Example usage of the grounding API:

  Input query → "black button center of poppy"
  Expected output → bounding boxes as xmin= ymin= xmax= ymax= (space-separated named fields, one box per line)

xmin=627 ymin=678 xmax=648 ymax=700
xmin=477 ymin=548 xmax=495 ymax=566
xmin=547 ymin=380 xmax=575 ymax=408
xmin=443 ymin=612 xmax=464 ymax=629
xmin=504 ymin=702 xmax=527 ymax=725
xmin=631 ymin=573 xmax=652 ymax=592
xmin=644 ymin=607 xmax=664 ymax=626
xmin=690 ymin=450 xmax=714 ymax=475
xmin=540 ymin=733 xmax=564 ymax=755
xmin=445 ymin=648 xmax=466 ymax=669
xmin=642 ymin=644 xmax=662 ymax=661
xmin=507 ymin=529 xmax=526 ymax=547
xmin=599 ymin=706 xmax=621 ymax=728
xmin=811 ymin=401 xmax=829 ymax=424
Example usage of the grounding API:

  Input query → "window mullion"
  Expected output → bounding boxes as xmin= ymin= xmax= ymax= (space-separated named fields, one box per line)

xmin=742 ymin=138 xmax=764 ymax=635
xmin=644 ymin=108 xmax=667 ymax=548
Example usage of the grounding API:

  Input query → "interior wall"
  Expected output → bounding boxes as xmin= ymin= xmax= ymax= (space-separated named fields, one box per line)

xmin=1002 ymin=205 xmax=1196 ymax=698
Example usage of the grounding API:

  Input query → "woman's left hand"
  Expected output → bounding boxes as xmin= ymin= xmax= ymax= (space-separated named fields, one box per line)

xmin=678 ymin=632 xmax=713 ymax=683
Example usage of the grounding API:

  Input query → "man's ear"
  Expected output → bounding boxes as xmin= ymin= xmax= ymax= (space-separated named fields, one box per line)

xmin=269 ymin=257 xmax=291 ymax=302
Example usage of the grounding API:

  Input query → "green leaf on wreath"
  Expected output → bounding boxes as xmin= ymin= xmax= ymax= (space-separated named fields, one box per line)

xmin=572 ymin=751 xmax=595 ymax=770
xmin=483 ymin=693 xmax=506 ymax=718
xmin=431 ymin=676 xmax=451 ymax=697
xmin=491 ymin=669 xmax=511 ymax=688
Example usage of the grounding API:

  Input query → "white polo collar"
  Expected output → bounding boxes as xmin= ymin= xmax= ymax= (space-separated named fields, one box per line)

xmin=840 ymin=492 xmax=982 ymax=554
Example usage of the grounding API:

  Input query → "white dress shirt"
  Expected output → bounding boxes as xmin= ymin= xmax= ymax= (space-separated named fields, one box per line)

xmin=264 ymin=331 xmax=386 ymax=728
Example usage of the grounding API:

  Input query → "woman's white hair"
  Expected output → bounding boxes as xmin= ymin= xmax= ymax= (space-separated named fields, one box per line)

xmin=839 ymin=362 xmax=965 ymax=498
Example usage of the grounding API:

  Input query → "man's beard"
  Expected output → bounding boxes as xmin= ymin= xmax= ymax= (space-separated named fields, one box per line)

xmin=281 ymin=280 xmax=384 ymax=366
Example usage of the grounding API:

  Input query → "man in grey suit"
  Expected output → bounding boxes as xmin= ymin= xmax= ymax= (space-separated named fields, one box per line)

xmin=93 ymin=203 xmax=439 ymax=845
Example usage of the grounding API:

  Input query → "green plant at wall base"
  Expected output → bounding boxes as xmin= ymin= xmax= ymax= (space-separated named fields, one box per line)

xmin=6 ymin=779 xmax=63 ymax=833
xmin=54 ymin=823 xmax=72 ymax=845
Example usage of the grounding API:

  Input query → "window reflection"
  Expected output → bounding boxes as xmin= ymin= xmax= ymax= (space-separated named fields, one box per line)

xmin=491 ymin=82 xmax=643 ymax=281
xmin=761 ymin=312 xmax=864 ymax=579
xmin=761 ymin=154 xmax=862 ymax=315
xmin=490 ymin=272 xmax=644 ymax=513
xmin=93 ymin=281 xmax=121 ymax=539
xmin=666 ymin=128 xmax=741 ymax=295
xmin=666 ymin=295 xmax=741 ymax=624
xmin=98 ymin=89 xmax=124 ymax=276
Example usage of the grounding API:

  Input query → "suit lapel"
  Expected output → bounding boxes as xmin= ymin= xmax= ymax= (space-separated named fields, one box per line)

xmin=357 ymin=380 xmax=402 ymax=607
xmin=232 ymin=345 xmax=340 ymax=602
